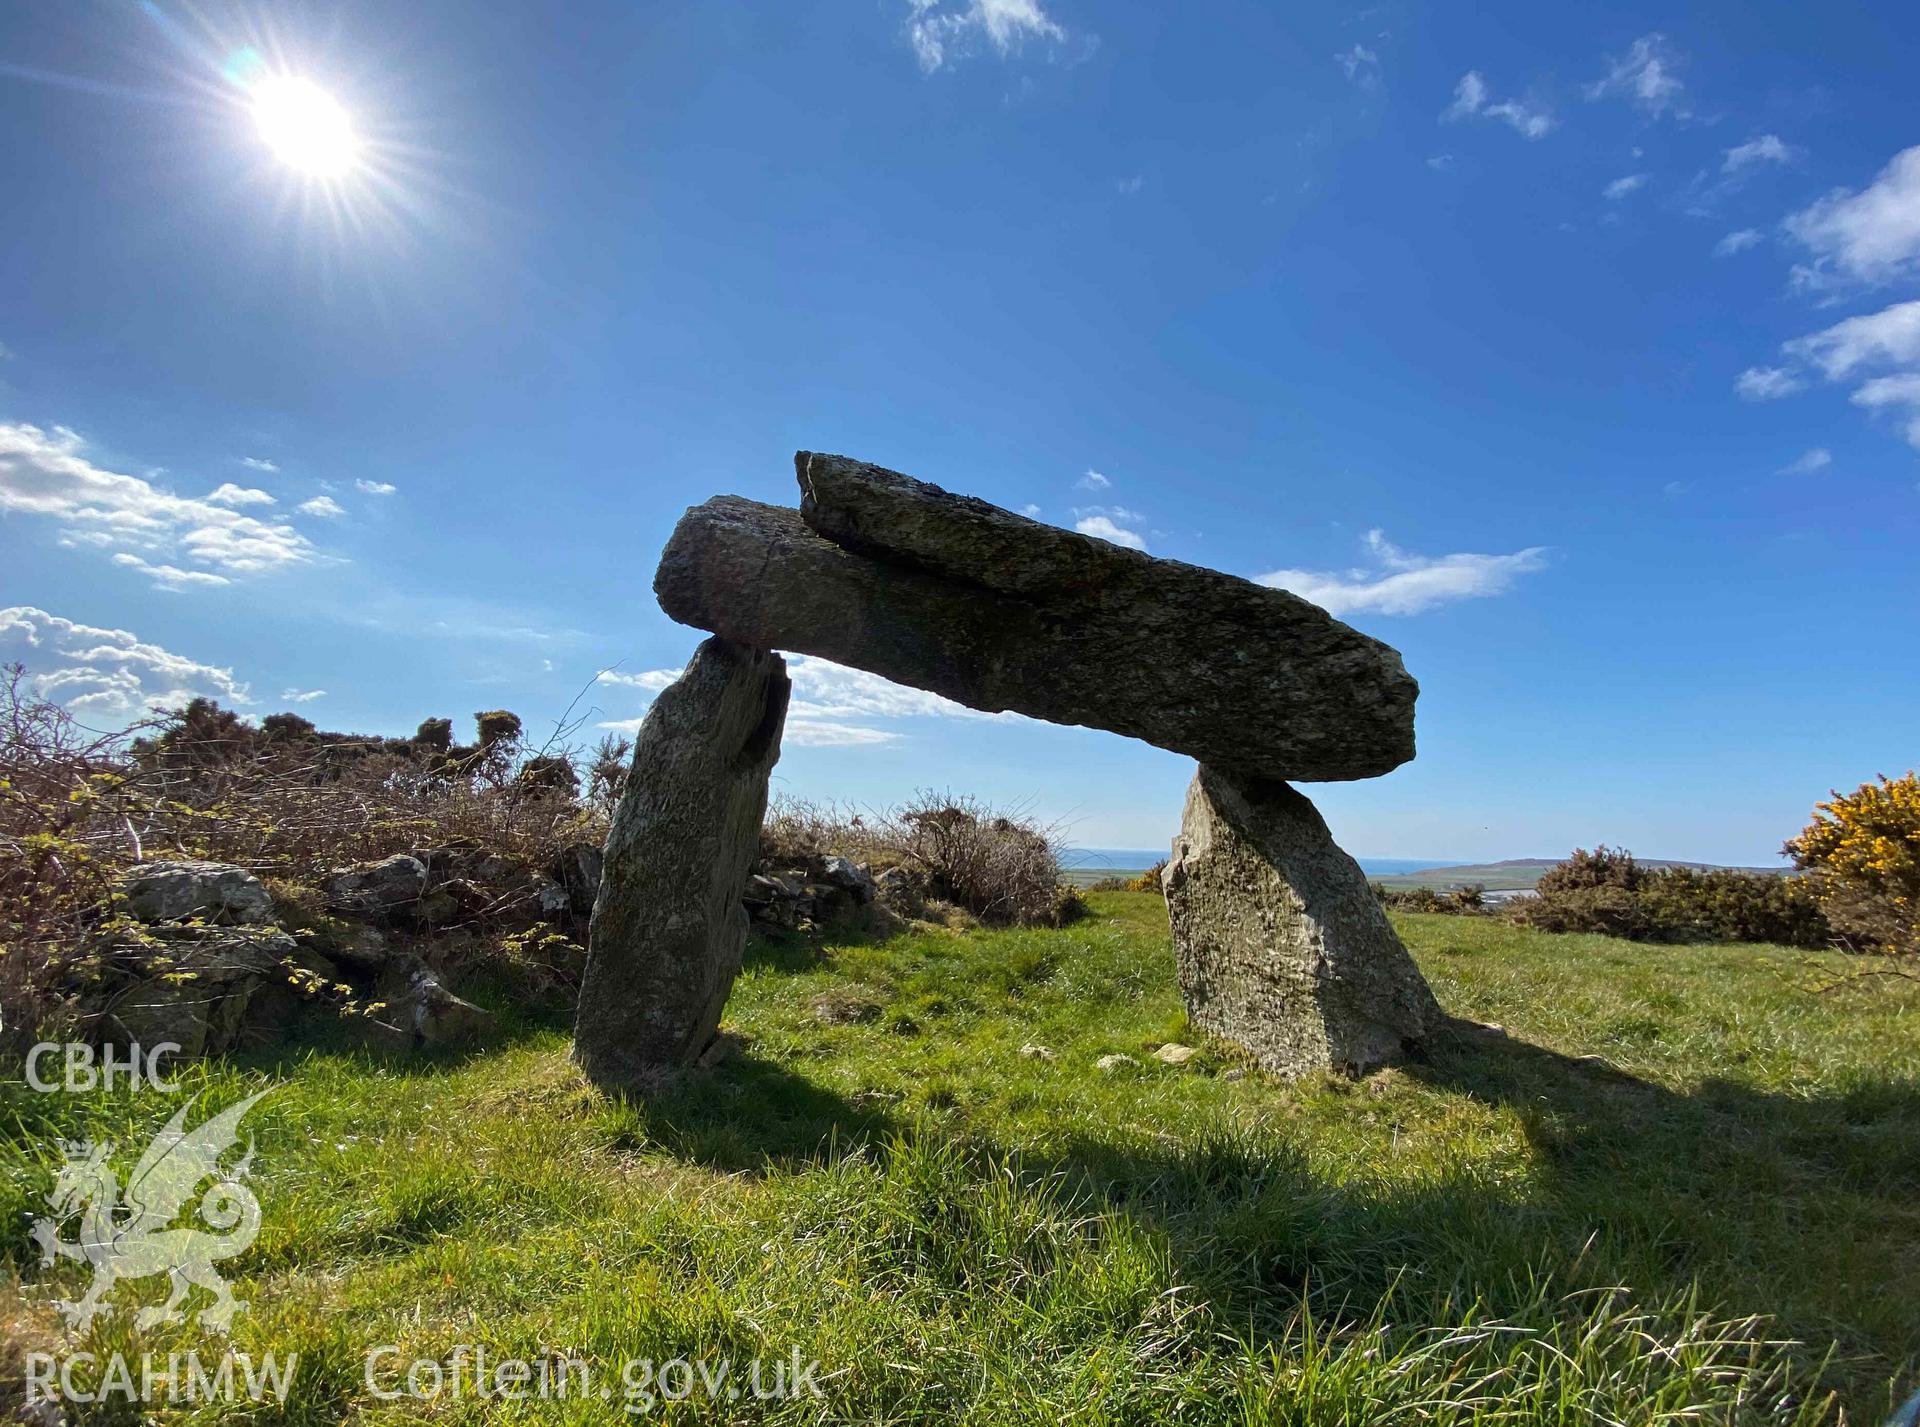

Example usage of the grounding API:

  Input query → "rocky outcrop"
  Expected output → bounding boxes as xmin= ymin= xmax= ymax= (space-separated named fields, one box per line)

xmin=574 ymin=636 xmax=791 ymax=1091
xmin=1162 ymin=767 xmax=1441 ymax=1076
xmin=75 ymin=851 xmax=506 ymax=1061
xmin=116 ymin=860 xmax=273 ymax=926
xmin=653 ymin=454 xmax=1417 ymax=783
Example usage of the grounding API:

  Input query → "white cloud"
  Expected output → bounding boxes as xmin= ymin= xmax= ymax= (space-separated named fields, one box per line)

xmin=1781 ymin=300 xmax=1920 ymax=380
xmin=1785 ymin=146 xmax=1920 ymax=290
xmin=597 ymin=653 xmax=1015 ymax=747
xmin=906 ymin=0 xmax=1067 ymax=72
xmin=1427 ymin=154 xmax=1454 ymax=172
xmin=1777 ymin=447 xmax=1832 ymax=475
xmin=1075 ymin=468 xmax=1110 ymax=490
xmin=110 ymin=553 xmax=232 ymax=590
xmin=0 ymin=606 xmax=250 ymax=715
xmin=298 ymin=495 xmax=346 ymax=518
xmin=1723 ymin=134 xmax=1794 ymax=172
xmin=1256 ymin=530 xmax=1547 ymax=617
xmin=1021 ymin=502 xmax=1042 ymax=517
xmin=1442 ymin=70 xmax=1553 ymax=139
xmin=1734 ymin=366 xmax=1804 ymax=401
xmin=1445 ymin=71 xmax=1488 ymax=120
xmin=280 ymin=687 xmax=327 ymax=703
xmin=785 ymin=721 xmax=904 ymax=748
xmin=1849 ymin=373 xmax=1920 ymax=449
xmin=598 ymin=668 xmax=680 ymax=692
xmin=1074 ymin=514 xmax=1147 ymax=551
xmin=1335 ymin=44 xmax=1380 ymax=90
xmin=1586 ymin=33 xmax=1685 ymax=116
xmin=203 ymin=482 xmax=276 ymax=507
xmin=787 ymin=656 xmax=1007 ymax=723
xmin=1604 ymin=173 xmax=1649 ymax=200
xmin=239 ymin=456 xmax=279 ymax=474
xmin=1715 ymin=228 xmax=1762 ymax=256
xmin=1747 ymin=301 xmax=1920 ymax=452
xmin=1485 ymin=100 xmax=1554 ymax=140
xmin=355 ymin=479 xmax=397 ymax=495
xmin=0 ymin=422 xmax=316 ymax=581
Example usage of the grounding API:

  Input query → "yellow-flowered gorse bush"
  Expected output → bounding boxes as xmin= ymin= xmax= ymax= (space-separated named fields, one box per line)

xmin=1787 ymin=772 xmax=1920 ymax=958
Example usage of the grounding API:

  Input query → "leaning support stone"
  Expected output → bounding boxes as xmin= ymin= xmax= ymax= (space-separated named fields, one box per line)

xmin=1163 ymin=766 xmax=1441 ymax=1076
xmin=656 ymin=456 xmax=1417 ymax=782
xmin=574 ymin=636 xmax=790 ymax=1092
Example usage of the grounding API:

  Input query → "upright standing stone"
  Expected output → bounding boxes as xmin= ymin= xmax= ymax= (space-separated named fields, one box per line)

xmin=574 ymin=636 xmax=790 ymax=1091
xmin=1163 ymin=766 xmax=1442 ymax=1076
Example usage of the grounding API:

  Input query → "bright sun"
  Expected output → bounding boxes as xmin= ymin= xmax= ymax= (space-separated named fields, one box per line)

xmin=251 ymin=76 xmax=357 ymax=177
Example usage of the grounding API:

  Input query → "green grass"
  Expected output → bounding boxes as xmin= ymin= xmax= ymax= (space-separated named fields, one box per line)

xmin=4 ymin=895 xmax=1917 ymax=1423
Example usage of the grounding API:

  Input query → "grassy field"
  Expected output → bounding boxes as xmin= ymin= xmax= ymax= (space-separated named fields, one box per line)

xmin=4 ymin=894 xmax=1917 ymax=1424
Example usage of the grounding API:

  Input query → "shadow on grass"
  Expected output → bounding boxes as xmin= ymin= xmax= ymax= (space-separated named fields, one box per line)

xmin=596 ymin=1052 xmax=904 ymax=1173
xmin=613 ymin=1018 xmax=1917 ymax=1412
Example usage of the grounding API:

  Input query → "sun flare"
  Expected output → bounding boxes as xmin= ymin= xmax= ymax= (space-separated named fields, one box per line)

xmin=250 ymin=76 xmax=357 ymax=177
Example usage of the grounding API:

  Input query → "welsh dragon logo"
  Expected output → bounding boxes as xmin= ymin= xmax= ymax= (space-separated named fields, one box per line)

xmin=31 ymin=1090 xmax=270 ymax=1333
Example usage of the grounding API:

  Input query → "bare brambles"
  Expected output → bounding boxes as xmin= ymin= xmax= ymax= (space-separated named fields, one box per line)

xmin=0 ymin=665 xmax=605 ymax=1050
xmin=760 ymin=792 xmax=1077 ymax=928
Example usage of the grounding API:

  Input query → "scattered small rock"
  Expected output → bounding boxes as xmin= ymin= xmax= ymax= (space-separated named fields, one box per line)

xmin=1152 ymin=1042 xmax=1198 ymax=1065
xmin=1222 ymin=1068 xmax=1247 ymax=1082
xmin=1095 ymin=1053 xmax=1138 ymax=1073
xmin=1018 ymin=1042 xmax=1055 ymax=1060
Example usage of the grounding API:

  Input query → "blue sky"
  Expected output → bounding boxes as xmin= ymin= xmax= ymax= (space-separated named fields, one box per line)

xmin=2 ymin=0 xmax=1916 ymax=864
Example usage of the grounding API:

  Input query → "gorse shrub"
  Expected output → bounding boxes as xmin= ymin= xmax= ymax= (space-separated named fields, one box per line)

xmin=1637 ymin=865 xmax=1830 ymax=945
xmin=1375 ymin=883 xmax=1488 ymax=914
xmin=1787 ymin=772 xmax=1920 ymax=958
xmin=1536 ymin=844 xmax=1650 ymax=895
xmin=1511 ymin=846 xmax=1830 ymax=947
xmin=759 ymin=792 xmax=1071 ymax=927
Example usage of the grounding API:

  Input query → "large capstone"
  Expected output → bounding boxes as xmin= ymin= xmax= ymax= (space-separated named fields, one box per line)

xmin=574 ymin=636 xmax=790 ymax=1091
xmin=1163 ymin=766 xmax=1442 ymax=1075
xmin=653 ymin=453 xmax=1417 ymax=783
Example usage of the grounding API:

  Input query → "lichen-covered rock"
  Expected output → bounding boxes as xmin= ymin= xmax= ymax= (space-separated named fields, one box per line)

xmin=116 ymin=860 xmax=273 ymax=926
xmin=653 ymin=454 xmax=1417 ymax=782
xmin=87 ymin=926 xmax=307 ymax=1056
xmin=574 ymin=636 xmax=790 ymax=1091
xmin=1163 ymin=766 xmax=1442 ymax=1076
xmin=820 ymin=855 xmax=876 ymax=903
xmin=325 ymin=854 xmax=428 ymax=923
xmin=552 ymin=841 xmax=604 ymax=916
xmin=369 ymin=957 xmax=491 ymax=1048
